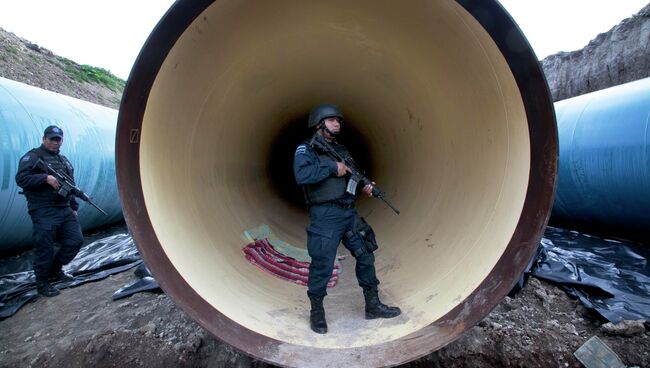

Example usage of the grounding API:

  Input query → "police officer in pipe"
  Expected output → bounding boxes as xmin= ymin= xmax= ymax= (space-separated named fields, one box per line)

xmin=293 ymin=104 xmax=401 ymax=334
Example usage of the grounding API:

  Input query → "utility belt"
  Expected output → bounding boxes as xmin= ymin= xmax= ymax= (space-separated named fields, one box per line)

xmin=310 ymin=200 xmax=355 ymax=209
xmin=344 ymin=216 xmax=379 ymax=257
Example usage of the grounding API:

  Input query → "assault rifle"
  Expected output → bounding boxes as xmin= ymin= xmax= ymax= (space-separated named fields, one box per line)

xmin=35 ymin=158 xmax=108 ymax=216
xmin=310 ymin=134 xmax=400 ymax=215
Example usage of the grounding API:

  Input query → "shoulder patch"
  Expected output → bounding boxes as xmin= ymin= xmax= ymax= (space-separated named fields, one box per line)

xmin=294 ymin=144 xmax=308 ymax=156
xmin=21 ymin=154 xmax=33 ymax=162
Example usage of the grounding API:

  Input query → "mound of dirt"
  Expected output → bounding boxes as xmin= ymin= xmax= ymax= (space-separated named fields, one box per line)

xmin=0 ymin=27 xmax=123 ymax=109
xmin=541 ymin=4 xmax=650 ymax=101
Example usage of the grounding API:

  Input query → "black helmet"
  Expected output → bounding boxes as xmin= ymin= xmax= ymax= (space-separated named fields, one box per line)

xmin=308 ymin=104 xmax=344 ymax=128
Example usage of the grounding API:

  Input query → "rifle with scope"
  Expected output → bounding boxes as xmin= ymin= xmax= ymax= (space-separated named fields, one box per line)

xmin=309 ymin=134 xmax=400 ymax=215
xmin=35 ymin=158 xmax=108 ymax=216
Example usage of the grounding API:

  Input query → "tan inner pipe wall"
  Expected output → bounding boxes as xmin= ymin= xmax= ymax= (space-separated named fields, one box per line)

xmin=140 ymin=0 xmax=530 ymax=348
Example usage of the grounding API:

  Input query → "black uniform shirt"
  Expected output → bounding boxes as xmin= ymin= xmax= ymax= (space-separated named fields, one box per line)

xmin=15 ymin=145 xmax=79 ymax=212
xmin=293 ymin=139 xmax=356 ymax=205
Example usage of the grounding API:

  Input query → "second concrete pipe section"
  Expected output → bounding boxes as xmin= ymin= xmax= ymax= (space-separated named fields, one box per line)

xmin=117 ymin=1 xmax=557 ymax=366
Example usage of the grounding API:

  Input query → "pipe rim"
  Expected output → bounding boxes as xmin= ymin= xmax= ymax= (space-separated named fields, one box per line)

xmin=116 ymin=0 xmax=557 ymax=366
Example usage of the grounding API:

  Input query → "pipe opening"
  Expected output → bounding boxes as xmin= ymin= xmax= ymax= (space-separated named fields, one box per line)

xmin=118 ymin=0 xmax=556 ymax=365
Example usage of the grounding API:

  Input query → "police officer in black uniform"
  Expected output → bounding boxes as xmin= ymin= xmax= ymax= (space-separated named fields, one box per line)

xmin=294 ymin=104 xmax=401 ymax=334
xmin=15 ymin=125 xmax=83 ymax=297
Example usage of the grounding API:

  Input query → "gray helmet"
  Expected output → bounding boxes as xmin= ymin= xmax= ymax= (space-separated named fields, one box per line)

xmin=308 ymin=104 xmax=344 ymax=128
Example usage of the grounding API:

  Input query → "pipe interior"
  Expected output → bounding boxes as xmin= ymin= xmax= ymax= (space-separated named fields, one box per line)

xmin=139 ymin=0 xmax=530 ymax=349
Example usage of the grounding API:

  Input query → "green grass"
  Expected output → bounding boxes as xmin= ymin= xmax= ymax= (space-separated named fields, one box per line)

xmin=4 ymin=44 xmax=18 ymax=54
xmin=59 ymin=57 xmax=125 ymax=92
xmin=27 ymin=53 xmax=40 ymax=63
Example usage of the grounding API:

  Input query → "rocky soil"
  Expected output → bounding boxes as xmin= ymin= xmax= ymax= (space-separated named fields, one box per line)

xmin=1 ymin=226 xmax=648 ymax=368
xmin=541 ymin=3 xmax=650 ymax=101
xmin=0 ymin=27 xmax=123 ymax=109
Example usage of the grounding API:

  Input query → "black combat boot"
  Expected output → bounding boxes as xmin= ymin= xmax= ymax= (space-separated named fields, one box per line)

xmin=364 ymin=289 xmax=401 ymax=319
xmin=48 ymin=261 xmax=74 ymax=283
xmin=309 ymin=296 xmax=328 ymax=334
xmin=48 ymin=269 xmax=75 ymax=283
xmin=36 ymin=280 xmax=60 ymax=297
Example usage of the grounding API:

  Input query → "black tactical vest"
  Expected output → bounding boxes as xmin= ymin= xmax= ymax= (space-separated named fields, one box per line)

xmin=23 ymin=146 xmax=75 ymax=211
xmin=303 ymin=141 xmax=351 ymax=205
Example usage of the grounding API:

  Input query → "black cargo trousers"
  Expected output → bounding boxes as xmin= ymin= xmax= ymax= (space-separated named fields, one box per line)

xmin=30 ymin=206 xmax=83 ymax=282
xmin=306 ymin=202 xmax=379 ymax=298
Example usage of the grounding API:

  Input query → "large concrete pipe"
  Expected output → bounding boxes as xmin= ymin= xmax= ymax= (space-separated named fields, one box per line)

xmin=552 ymin=77 xmax=650 ymax=244
xmin=0 ymin=77 xmax=123 ymax=255
xmin=117 ymin=1 xmax=557 ymax=366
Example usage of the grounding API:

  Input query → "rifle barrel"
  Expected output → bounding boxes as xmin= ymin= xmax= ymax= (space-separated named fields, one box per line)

xmin=89 ymin=201 xmax=109 ymax=216
xmin=378 ymin=195 xmax=400 ymax=215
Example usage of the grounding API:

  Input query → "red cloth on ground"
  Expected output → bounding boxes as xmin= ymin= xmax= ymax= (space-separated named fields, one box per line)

xmin=243 ymin=238 xmax=338 ymax=287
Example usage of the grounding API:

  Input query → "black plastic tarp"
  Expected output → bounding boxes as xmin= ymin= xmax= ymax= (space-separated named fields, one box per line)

xmin=532 ymin=227 xmax=650 ymax=323
xmin=0 ymin=233 xmax=141 ymax=319
xmin=3 ymin=226 xmax=648 ymax=324
xmin=111 ymin=262 xmax=161 ymax=300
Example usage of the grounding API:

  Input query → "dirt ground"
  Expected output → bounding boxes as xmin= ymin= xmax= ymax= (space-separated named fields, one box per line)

xmin=1 ymin=226 xmax=649 ymax=368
